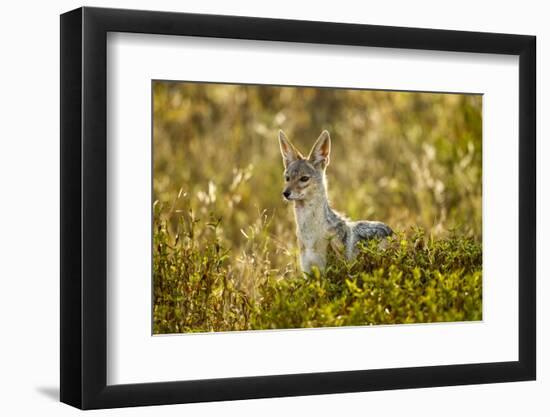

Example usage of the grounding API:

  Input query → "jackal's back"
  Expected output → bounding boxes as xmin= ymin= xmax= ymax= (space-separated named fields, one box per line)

xmin=351 ymin=220 xmax=393 ymax=240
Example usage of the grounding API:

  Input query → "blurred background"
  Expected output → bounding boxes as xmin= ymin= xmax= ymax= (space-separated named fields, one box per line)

xmin=153 ymin=81 xmax=482 ymax=275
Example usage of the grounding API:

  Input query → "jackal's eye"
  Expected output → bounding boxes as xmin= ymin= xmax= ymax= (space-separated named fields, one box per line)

xmin=285 ymin=175 xmax=290 ymax=182
xmin=300 ymin=176 xmax=310 ymax=182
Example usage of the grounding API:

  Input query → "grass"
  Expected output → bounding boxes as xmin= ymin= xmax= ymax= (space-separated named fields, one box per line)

xmin=153 ymin=204 xmax=482 ymax=333
xmin=152 ymin=81 xmax=483 ymax=334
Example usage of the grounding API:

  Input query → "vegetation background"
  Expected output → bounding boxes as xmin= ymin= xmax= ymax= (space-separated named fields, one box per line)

xmin=153 ymin=81 xmax=483 ymax=334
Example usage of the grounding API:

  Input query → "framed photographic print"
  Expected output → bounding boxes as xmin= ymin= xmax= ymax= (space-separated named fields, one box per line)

xmin=60 ymin=6 xmax=536 ymax=409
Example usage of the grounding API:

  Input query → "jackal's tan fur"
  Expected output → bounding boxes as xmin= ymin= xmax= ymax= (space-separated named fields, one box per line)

xmin=278 ymin=130 xmax=392 ymax=273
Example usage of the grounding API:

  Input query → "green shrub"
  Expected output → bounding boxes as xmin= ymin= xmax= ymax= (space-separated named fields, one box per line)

xmin=151 ymin=82 xmax=483 ymax=334
xmin=153 ymin=208 xmax=482 ymax=334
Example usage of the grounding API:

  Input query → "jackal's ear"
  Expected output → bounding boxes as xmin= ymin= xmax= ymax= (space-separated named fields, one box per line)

xmin=308 ymin=130 xmax=331 ymax=169
xmin=278 ymin=130 xmax=302 ymax=168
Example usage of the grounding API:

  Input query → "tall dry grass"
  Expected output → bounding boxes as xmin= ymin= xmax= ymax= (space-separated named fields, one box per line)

xmin=152 ymin=81 xmax=482 ymax=333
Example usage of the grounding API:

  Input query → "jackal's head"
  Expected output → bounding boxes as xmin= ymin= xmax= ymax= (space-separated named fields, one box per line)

xmin=278 ymin=130 xmax=331 ymax=202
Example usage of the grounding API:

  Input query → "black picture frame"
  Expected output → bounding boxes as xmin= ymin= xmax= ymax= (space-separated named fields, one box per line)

xmin=60 ymin=6 xmax=536 ymax=410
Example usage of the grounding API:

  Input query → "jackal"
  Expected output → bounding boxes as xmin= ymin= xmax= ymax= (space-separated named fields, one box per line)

xmin=278 ymin=130 xmax=392 ymax=273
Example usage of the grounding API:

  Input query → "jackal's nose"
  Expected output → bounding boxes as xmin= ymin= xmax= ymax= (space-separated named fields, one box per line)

xmin=283 ymin=190 xmax=291 ymax=199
